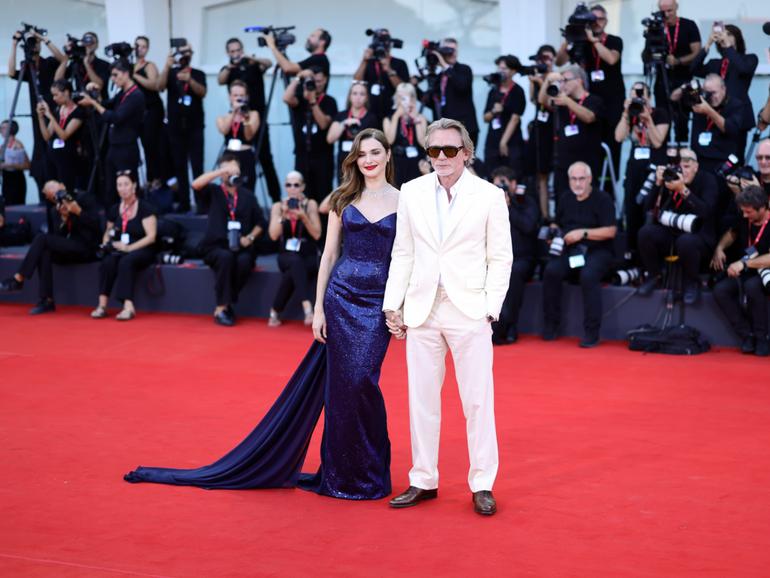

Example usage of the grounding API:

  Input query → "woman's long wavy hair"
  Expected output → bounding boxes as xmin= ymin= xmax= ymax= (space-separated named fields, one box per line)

xmin=329 ymin=128 xmax=395 ymax=215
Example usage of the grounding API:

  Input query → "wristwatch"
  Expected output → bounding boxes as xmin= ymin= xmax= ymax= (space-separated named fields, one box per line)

xmin=582 ymin=229 xmax=589 ymax=240
xmin=247 ymin=234 xmax=256 ymax=242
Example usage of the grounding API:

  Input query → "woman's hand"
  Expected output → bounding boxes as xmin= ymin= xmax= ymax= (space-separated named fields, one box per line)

xmin=312 ymin=309 xmax=327 ymax=343
xmin=111 ymin=241 xmax=129 ymax=253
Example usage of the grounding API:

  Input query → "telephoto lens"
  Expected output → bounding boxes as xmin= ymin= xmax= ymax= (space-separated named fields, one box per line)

xmin=658 ymin=210 xmax=701 ymax=233
xmin=635 ymin=164 xmax=658 ymax=205
xmin=759 ymin=268 xmax=770 ymax=289
xmin=612 ymin=267 xmax=641 ymax=286
xmin=549 ymin=236 xmax=565 ymax=257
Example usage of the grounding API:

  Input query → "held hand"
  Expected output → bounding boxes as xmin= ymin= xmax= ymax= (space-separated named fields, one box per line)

xmin=312 ymin=309 xmax=327 ymax=343
xmin=711 ymin=247 xmax=727 ymax=271
xmin=384 ymin=310 xmax=407 ymax=338
xmin=563 ymin=229 xmax=584 ymax=245
xmin=666 ymin=54 xmax=677 ymax=67
xmin=727 ymin=261 xmax=744 ymax=278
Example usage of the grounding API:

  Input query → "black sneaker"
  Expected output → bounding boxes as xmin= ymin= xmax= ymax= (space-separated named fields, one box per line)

xmin=0 ymin=277 xmax=23 ymax=292
xmin=579 ymin=333 xmax=600 ymax=348
xmin=683 ymin=281 xmax=700 ymax=305
xmin=214 ymin=310 xmax=235 ymax=327
xmin=29 ymin=299 xmax=55 ymax=315
xmin=740 ymin=335 xmax=756 ymax=354
xmin=637 ymin=275 xmax=660 ymax=297
xmin=755 ymin=337 xmax=769 ymax=357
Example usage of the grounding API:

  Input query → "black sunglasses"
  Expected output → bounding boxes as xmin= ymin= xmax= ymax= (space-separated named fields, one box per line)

xmin=425 ymin=145 xmax=464 ymax=159
xmin=285 ymin=182 xmax=303 ymax=188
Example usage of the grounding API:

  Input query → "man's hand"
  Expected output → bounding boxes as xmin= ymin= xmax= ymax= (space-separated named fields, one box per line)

xmin=666 ymin=54 xmax=678 ymax=67
xmin=563 ymin=229 xmax=585 ymax=245
xmin=727 ymin=260 xmax=745 ymax=278
xmin=64 ymin=199 xmax=82 ymax=216
xmin=711 ymin=247 xmax=727 ymax=271
xmin=176 ymin=68 xmax=191 ymax=82
xmin=262 ymin=32 xmax=276 ymax=50
xmin=691 ymin=97 xmax=712 ymax=116
xmin=552 ymin=93 xmax=570 ymax=107
xmin=499 ymin=142 xmax=509 ymax=158
xmin=384 ymin=310 xmax=407 ymax=339
xmin=664 ymin=174 xmax=686 ymax=193
xmin=239 ymin=235 xmax=253 ymax=248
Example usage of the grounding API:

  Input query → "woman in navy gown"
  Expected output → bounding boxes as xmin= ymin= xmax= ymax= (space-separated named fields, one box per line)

xmin=125 ymin=128 xmax=400 ymax=500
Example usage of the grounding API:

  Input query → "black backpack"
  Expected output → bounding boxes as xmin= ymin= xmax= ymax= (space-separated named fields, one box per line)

xmin=628 ymin=324 xmax=711 ymax=355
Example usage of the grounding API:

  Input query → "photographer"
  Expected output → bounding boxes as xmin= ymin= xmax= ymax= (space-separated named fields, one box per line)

xmin=327 ymin=81 xmax=378 ymax=181
xmin=711 ymin=185 xmax=770 ymax=356
xmin=614 ymin=82 xmax=670 ymax=260
xmin=352 ymin=28 xmax=409 ymax=123
xmin=541 ymin=161 xmax=617 ymax=347
xmin=538 ymin=65 xmax=605 ymax=201
xmin=0 ymin=120 xmax=31 ymax=205
xmin=92 ymin=171 xmax=157 ymax=321
xmin=8 ymin=26 xmax=67 ymax=198
xmin=77 ymin=60 xmax=146 ymax=205
xmin=283 ymin=67 xmax=338 ymax=202
xmin=133 ymin=36 xmax=166 ymax=185
xmin=36 ymin=80 xmax=86 ymax=193
xmin=423 ymin=38 xmax=479 ymax=146
xmin=526 ymin=44 xmax=557 ymax=218
xmin=216 ymin=80 xmax=260 ymax=192
xmin=482 ymin=55 xmax=526 ymax=174
xmin=267 ymin=171 xmax=322 ymax=327
xmin=637 ymin=149 xmax=718 ymax=304
xmin=263 ymin=27 xmax=331 ymax=78
xmin=218 ymin=37 xmax=280 ymax=202
xmin=0 ymin=180 xmax=100 ymax=314
xmin=383 ymin=83 xmax=428 ymax=187
xmin=55 ymin=32 xmax=110 ymax=99
xmin=192 ymin=154 xmax=265 ymax=327
xmin=490 ymin=167 xmax=538 ymax=345
xmin=158 ymin=44 xmax=207 ymax=213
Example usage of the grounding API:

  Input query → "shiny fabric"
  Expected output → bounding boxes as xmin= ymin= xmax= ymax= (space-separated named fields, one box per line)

xmin=124 ymin=204 xmax=395 ymax=500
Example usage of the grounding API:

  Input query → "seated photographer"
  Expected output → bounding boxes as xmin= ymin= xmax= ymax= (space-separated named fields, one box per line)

xmin=92 ymin=171 xmax=157 ymax=321
xmin=0 ymin=180 xmax=100 ymax=314
xmin=722 ymin=139 xmax=770 ymax=233
xmin=352 ymin=28 xmax=409 ymax=123
xmin=490 ymin=167 xmax=538 ymax=345
xmin=482 ymin=55 xmax=526 ymax=175
xmin=637 ymin=149 xmax=718 ymax=304
xmin=614 ymin=82 xmax=670 ymax=262
xmin=327 ymin=81 xmax=378 ymax=181
xmin=263 ymin=27 xmax=331 ymax=78
xmin=526 ymin=44 xmax=557 ymax=218
xmin=216 ymin=80 xmax=260 ymax=192
xmin=382 ymin=83 xmax=428 ymax=187
xmin=267 ymin=171 xmax=322 ymax=327
xmin=36 ymin=80 xmax=85 ymax=192
xmin=538 ymin=65 xmax=605 ymax=202
xmin=283 ymin=66 xmax=338 ymax=202
xmin=192 ymin=154 xmax=265 ymax=327
xmin=711 ymin=185 xmax=770 ymax=356
xmin=0 ymin=120 xmax=31 ymax=205
xmin=541 ymin=161 xmax=616 ymax=347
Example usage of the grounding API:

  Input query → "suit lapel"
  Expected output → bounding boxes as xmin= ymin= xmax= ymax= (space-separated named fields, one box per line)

xmin=416 ymin=178 xmax=441 ymax=247
xmin=442 ymin=172 xmax=476 ymax=244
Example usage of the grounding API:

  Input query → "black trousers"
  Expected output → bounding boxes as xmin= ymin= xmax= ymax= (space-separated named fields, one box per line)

xmin=296 ymin=152 xmax=334 ymax=203
xmin=493 ymin=258 xmax=535 ymax=339
xmin=637 ymin=224 xmax=709 ymax=282
xmin=168 ymin=126 xmax=205 ymax=212
xmin=272 ymin=251 xmax=318 ymax=312
xmin=204 ymin=247 xmax=256 ymax=306
xmin=256 ymin=126 xmax=281 ymax=202
xmin=542 ymin=248 xmax=613 ymax=334
xmin=713 ymin=275 xmax=769 ymax=339
xmin=141 ymin=106 xmax=165 ymax=183
xmin=19 ymin=233 xmax=93 ymax=299
xmin=105 ymin=142 xmax=140 ymax=205
xmin=98 ymin=248 xmax=156 ymax=302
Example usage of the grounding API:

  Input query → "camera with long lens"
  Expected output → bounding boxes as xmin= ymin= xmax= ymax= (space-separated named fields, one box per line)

xmin=641 ymin=10 xmax=668 ymax=62
xmin=759 ymin=267 xmax=770 ymax=290
xmin=659 ymin=210 xmax=701 ymax=233
xmin=14 ymin=22 xmax=47 ymax=54
xmin=635 ymin=164 xmax=658 ymax=206
xmin=546 ymin=81 xmax=562 ymax=98
xmin=538 ymin=225 xmax=565 ymax=256
xmin=366 ymin=28 xmax=403 ymax=60
xmin=72 ymin=88 xmax=100 ymax=103
xmin=716 ymin=154 xmax=756 ymax=181
xmin=64 ymin=33 xmax=96 ymax=61
xmin=628 ymin=87 xmax=647 ymax=118
xmin=105 ymin=42 xmax=133 ymax=62
xmin=519 ymin=62 xmax=548 ymax=76
xmin=420 ymin=40 xmax=454 ymax=69
xmin=247 ymin=26 xmax=297 ymax=50
xmin=613 ymin=267 xmax=641 ymax=286
xmin=158 ymin=252 xmax=185 ymax=265
xmin=54 ymin=189 xmax=75 ymax=204
xmin=303 ymin=77 xmax=317 ymax=92
xmin=561 ymin=2 xmax=596 ymax=65
xmin=681 ymin=79 xmax=706 ymax=108
xmin=483 ymin=72 xmax=503 ymax=87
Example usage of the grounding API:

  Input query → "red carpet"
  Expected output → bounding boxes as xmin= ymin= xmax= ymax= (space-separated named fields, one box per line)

xmin=1 ymin=302 xmax=769 ymax=577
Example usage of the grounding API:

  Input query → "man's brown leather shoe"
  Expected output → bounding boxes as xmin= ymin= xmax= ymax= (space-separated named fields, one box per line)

xmin=389 ymin=486 xmax=438 ymax=508
xmin=472 ymin=490 xmax=497 ymax=515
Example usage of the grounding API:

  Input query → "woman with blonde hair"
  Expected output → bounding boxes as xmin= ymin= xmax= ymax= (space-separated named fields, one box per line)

xmin=383 ymin=83 xmax=428 ymax=186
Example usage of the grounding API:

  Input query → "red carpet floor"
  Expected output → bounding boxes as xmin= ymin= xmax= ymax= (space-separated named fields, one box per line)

xmin=1 ymin=302 xmax=769 ymax=578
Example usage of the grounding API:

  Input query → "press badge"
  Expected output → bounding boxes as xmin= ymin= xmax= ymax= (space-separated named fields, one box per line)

xmin=285 ymin=238 xmax=302 ymax=252
xmin=634 ymin=147 xmax=651 ymax=160
xmin=52 ymin=138 xmax=65 ymax=149
xmin=537 ymin=110 xmax=550 ymax=122
xmin=491 ymin=117 xmax=502 ymax=130
xmin=179 ymin=95 xmax=192 ymax=107
xmin=565 ymin=124 xmax=580 ymax=137
xmin=405 ymin=146 xmax=419 ymax=158
xmin=227 ymin=221 xmax=242 ymax=231
xmin=590 ymin=70 xmax=605 ymax=82
xmin=120 ymin=233 xmax=130 ymax=244
xmin=370 ymin=84 xmax=382 ymax=96
xmin=569 ymin=254 xmax=586 ymax=269
xmin=341 ymin=140 xmax=353 ymax=152
xmin=698 ymin=132 xmax=713 ymax=146
xmin=227 ymin=139 xmax=242 ymax=151
xmin=302 ymin=124 xmax=319 ymax=135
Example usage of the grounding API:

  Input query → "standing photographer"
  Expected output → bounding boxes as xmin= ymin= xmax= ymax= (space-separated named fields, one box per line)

xmin=216 ymin=80 xmax=260 ymax=192
xmin=353 ymin=28 xmax=409 ymax=123
xmin=263 ymin=28 xmax=331 ymax=78
xmin=158 ymin=44 xmax=207 ymax=213
xmin=526 ymin=44 xmax=557 ymax=218
xmin=218 ymin=37 xmax=280 ymax=202
xmin=327 ymin=81 xmax=378 ymax=181
xmin=539 ymin=65 xmax=605 ymax=200
xmin=192 ymin=154 xmax=265 ymax=327
xmin=133 ymin=36 xmax=166 ymax=185
xmin=0 ymin=120 xmax=31 ymax=205
xmin=55 ymin=32 xmax=110 ymax=99
xmin=283 ymin=67 xmax=338 ymax=202
xmin=482 ymin=55 xmax=526 ymax=174
xmin=382 ymin=83 xmax=428 ymax=187
xmin=637 ymin=149 xmax=718 ymax=303
xmin=614 ymin=82 xmax=669 ymax=260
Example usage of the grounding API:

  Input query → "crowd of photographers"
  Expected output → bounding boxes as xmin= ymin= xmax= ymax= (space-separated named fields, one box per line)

xmin=2 ymin=5 xmax=770 ymax=350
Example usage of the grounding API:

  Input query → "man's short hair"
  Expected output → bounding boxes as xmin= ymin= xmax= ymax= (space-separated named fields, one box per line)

xmin=286 ymin=170 xmax=304 ymax=183
xmin=490 ymin=166 xmax=516 ymax=182
xmin=225 ymin=37 xmax=242 ymax=49
xmin=218 ymin=152 xmax=240 ymax=166
xmin=736 ymin=185 xmax=768 ymax=211
xmin=756 ymin=138 xmax=770 ymax=153
xmin=309 ymin=65 xmax=327 ymax=77
xmin=704 ymin=73 xmax=725 ymax=88
xmin=592 ymin=4 xmax=607 ymax=15
xmin=563 ymin=64 xmax=587 ymax=87
xmin=679 ymin=148 xmax=698 ymax=162
xmin=319 ymin=29 xmax=332 ymax=50
xmin=425 ymin=118 xmax=475 ymax=166
xmin=495 ymin=54 xmax=521 ymax=71
xmin=568 ymin=161 xmax=592 ymax=177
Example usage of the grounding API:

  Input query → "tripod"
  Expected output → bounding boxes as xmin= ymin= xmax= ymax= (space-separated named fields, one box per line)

xmin=644 ymin=57 xmax=678 ymax=148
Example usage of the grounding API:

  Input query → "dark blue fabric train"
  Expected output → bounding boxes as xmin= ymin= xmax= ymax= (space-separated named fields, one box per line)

xmin=124 ymin=205 xmax=395 ymax=500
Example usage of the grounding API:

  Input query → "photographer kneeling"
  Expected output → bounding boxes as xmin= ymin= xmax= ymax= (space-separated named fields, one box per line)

xmin=92 ymin=171 xmax=157 ymax=321
xmin=0 ymin=180 xmax=100 ymax=314
xmin=711 ymin=186 xmax=770 ymax=356
xmin=267 ymin=171 xmax=322 ymax=327
xmin=192 ymin=154 xmax=265 ymax=327
xmin=637 ymin=149 xmax=718 ymax=304
xmin=541 ymin=161 xmax=616 ymax=347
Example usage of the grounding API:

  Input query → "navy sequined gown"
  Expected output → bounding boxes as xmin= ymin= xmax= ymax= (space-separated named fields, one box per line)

xmin=124 ymin=205 xmax=395 ymax=500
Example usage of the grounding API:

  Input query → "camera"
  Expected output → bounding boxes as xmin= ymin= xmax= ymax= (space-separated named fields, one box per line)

xmin=628 ymin=88 xmax=647 ymax=118
xmin=72 ymin=88 xmax=99 ymax=103
xmin=158 ymin=252 xmax=185 ymax=265
xmin=226 ymin=174 xmax=243 ymax=187
xmin=234 ymin=97 xmax=249 ymax=113
xmin=420 ymin=40 xmax=454 ymax=68
xmin=519 ymin=63 xmax=548 ymax=76
xmin=483 ymin=72 xmax=503 ymax=87
xmin=546 ymin=82 xmax=561 ymax=97
xmin=14 ymin=22 xmax=47 ymax=51
xmin=662 ymin=165 xmax=682 ymax=182
xmin=287 ymin=197 xmax=300 ymax=210
xmin=170 ymin=37 xmax=187 ymax=49
xmin=169 ymin=38 xmax=191 ymax=67
xmin=716 ymin=154 xmax=756 ymax=181
xmin=561 ymin=2 xmax=597 ymax=65
xmin=366 ymin=28 xmax=403 ymax=60
xmin=247 ymin=26 xmax=297 ymax=50
xmin=105 ymin=42 xmax=133 ymax=62
xmin=659 ymin=210 xmax=701 ymax=233
xmin=635 ymin=164 xmax=658 ymax=205
xmin=538 ymin=225 xmax=565 ymax=256
xmin=642 ymin=10 xmax=668 ymax=62
xmin=64 ymin=33 xmax=96 ymax=60
xmin=613 ymin=267 xmax=641 ymax=286
xmin=303 ymin=77 xmax=317 ymax=92
xmin=681 ymin=79 xmax=706 ymax=108
xmin=54 ymin=189 xmax=75 ymax=204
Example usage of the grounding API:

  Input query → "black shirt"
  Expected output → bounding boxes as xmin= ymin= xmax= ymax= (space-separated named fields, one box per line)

xmin=556 ymin=188 xmax=616 ymax=252
xmin=291 ymin=90 xmax=338 ymax=157
xmin=483 ymin=82 xmax=526 ymax=152
xmin=134 ymin=63 xmax=164 ymax=113
xmin=651 ymin=17 xmax=700 ymax=97
xmin=361 ymin=57 xmax=410 ymax=121
xmin=299 ymin=53 xmax=330 ymax=77
xmin=166 ymin=67 xmax=207 ymax=131
xmin=200 ymin=184 xmax=265 ymax=252
xmin=554 ymin=92 xmax=605 ymax=169
xmin=222 ymin=59 xmax=267 ymax=113
xmin=430 ymin=62 xmax=478 ymax=135
xmin=691 ymin=96 xmax=755 ymax=164
xmin=48 ymin=104 xmax=87 ymax=158
xmin=101 ymin=86 xmax=146 ymax=146
xmin=107 ymin=200 xmax=157 ymax=244
xmin=691 ymin=47 xmax=758 ymax=115
xmin=733 ymin=214 xmax=770 ymax=259
xmin=508 ymin=193 xmax=540 ymax=260
xmin=48 ymin=192 xmax=101 ymax=250
xmin=332 ymin=109 xmax=379 ymax=157
xmin=627 ymin=106 xmax=671 ymax=166
xmin=64 ymin=57 xmax=111 ymax=100
xmin=585 ymin=34 xmax=625 ymax=121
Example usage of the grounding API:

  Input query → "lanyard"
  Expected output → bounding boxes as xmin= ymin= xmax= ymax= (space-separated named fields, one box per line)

xmin=706 ymin=117 xmax=715 ymax=132
xmin=665 ymin=18 xmax=680 ymax=55
xmin=569 ymin=93 xmax=588 ymax=126
xmin=749 ymin=216 xmax=769 ymax=248
xmin=499 ymin=82 xmax=514 ymax=106
xmin=400 ymin=117 xmax=414 ymax=146
xmin=591 ymin=34 xmax=607 ymax=70
xmin=221 ymin=184 xmax=238 ymax=221
xmin=231 ymin=115 xmax=242 ymax=139
xmin=58 ymin=104 xmax=76 ymax=128
xmin=719 ymin=58 xmax=729 ymax=79
xmin=374 ymin=61 xmax=381 ymax=82
xmin=120 ymin=198 xmax=136 ymax=233
xmin=119 ymin=84 xmax=138 ymax=105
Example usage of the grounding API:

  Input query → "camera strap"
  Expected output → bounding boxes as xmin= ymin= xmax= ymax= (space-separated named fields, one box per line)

xmin=569 ymin=93 xmax=588 ymax=126
xmin=58 ymin=104 xmax=76 ymax=128
xmin=221 ymin=184 xmax=238 ymax=221
xmin=748 ymin=216 xmax=769 ymax=248
xmin=665 ymin=18 xmax=680 ymax=54
xmin=591 ymin=34 xmax=607 ymax=70
xmin=231 ymin=116 xmax=242 ymax=139
xmin=120 ymin=198 xmax=137 ymax=233
xmin=400 ymin=118 xmax=414 ymax=146
xmin=719 ymin=58 xmax=729 ymax=79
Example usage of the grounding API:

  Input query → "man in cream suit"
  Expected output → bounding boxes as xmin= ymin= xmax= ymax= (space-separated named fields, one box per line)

xmin=383 ymin=118 xmax=513 ymax=516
